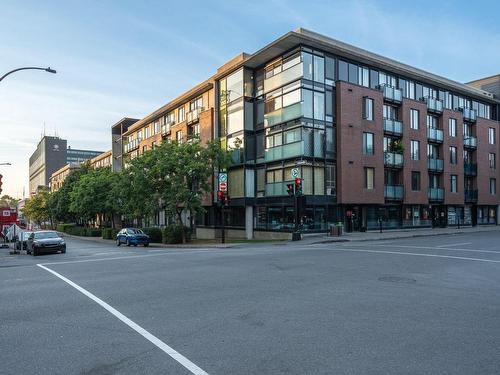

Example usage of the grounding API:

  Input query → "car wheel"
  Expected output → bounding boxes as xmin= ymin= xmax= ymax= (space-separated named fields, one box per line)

xmin=126 ymin=239 xmax=130 ymax=247
xmin=116 ymin=239 xmax=121 ymax=247
xmin=61 ymin=248 xmax=66 ymax=254
xmin=133 ymin=244 xmax=137 ymax=247
xmin=144 ymin=243 xmax=149 ymax=247
xmin=32 ymin=248 xmax=38 ymax=257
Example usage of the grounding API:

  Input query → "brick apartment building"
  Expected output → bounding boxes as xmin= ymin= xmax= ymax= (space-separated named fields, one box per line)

xmin=112 ymin=28 xmax=499 ymax=238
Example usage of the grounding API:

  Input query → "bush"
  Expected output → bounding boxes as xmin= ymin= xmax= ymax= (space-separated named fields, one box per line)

xmin=85 ymin=228 xmax=101 ymax=237
xmin=162 ymin=225 xmax=191 ymax=244
xmin=56 ymin=223 xmax=76 ymax=233
xmin=142 ymin=227 xmax=162 ymax=243
xmin=102 ymin=228 xmax=120 ymax=240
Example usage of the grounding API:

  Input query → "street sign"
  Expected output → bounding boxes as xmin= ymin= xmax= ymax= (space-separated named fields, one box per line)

xmin=291 ymin=168 xmax=299 ymax=178
xmin=219 ymin=172 xmax=227 ymax=183
xmin=219 ymin=182 xmax=227 ymax=192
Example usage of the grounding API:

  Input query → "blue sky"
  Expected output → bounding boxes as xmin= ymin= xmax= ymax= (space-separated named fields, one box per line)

xmin=0 ymin=0 xmax=499 ymax=198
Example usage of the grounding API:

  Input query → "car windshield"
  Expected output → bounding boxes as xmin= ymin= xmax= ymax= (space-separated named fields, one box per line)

xmin=34 ymin=232 xmax=59 ymax=239
xmin=22 ymin=232 xmax=33 ymax=240
xmin=128 ymin=229 xmax=144 ymax=234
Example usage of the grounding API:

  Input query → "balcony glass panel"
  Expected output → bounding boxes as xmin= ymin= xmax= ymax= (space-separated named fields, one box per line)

xmin=465 ymin=189 xmax=478 ymax=202
xmin=265 ymin=181 xmax=293 ymax=197
xmin=461 ymin=107 xmax=477 ymax=122
xmin=424 ymin=97 xmax=443 ymax=113
xmin=427 ymin=158 xmax=444 ymax=171
xmin=383 ymin=119 xmax=403 ymax=135
xmin=265 ymin=140 xmax=311 ymax=162
xmin=381 ymin=85 xmax=403 ymax=102
xmin=464 ymin=163 xmax=477 ymax=176
xmin=427 ymin=128 xmax=444 ymax=142
xmin=463 ymin=136 xmax=477 ymax=148
xmin=264 ymin=63 xmax=303 ymax=94
xmin=428 ymin=187 xmax=444 ymax=201
xmin=384 ymin=185 xmax=404 ymax=199
xmin=384 ymin=152 xmax=403 ymax=167
xmin=264 ymin=102 xmax=302 ymax=127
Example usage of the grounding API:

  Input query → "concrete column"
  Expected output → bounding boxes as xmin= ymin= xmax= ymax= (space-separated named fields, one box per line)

xmin=245 ymin=205 xmax=254 ymax=240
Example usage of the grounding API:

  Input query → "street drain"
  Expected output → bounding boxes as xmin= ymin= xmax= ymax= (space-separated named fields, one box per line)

xmin=378 ymin=276 xmax=416 ymax=284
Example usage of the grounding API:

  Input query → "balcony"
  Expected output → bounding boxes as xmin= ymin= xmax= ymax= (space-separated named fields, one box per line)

xmin=384 ymin=152 xmax=404 ymax=168
xmin=161 ymin=123 xmax=173 ymax=136
xmin=464 ymin=189 xmax=478 ymax=202
xmin=265 ymin=181 xmax=293 ymax=197
xmin=463 ymin=135 xmax=477 ymax=149
xmin=427 ymin=128 xmax=444 ymax=143
xmin=265 ymin=140 xmax=312 ymax=162
xmin=187 ymin=107 xmax=204 ymax=124
xmin=123 ymin=138 xmax=141 ymax=153
xmin=461 ymin=107 xmax=477 ymax=122
xmin=428 ymin=187 xmax=444 ymax=201
xmin=383 ymin=118 xmax=403 ymax=136
xmin=264 ymin=102 xmax=302 ymax=127
xmin=427 ymin=158 xmax=444 ymax=172
xmin=464 ymin=163 xmax=477 ymax=176
xmin=424 ymin=97 xmax=443 ymax=114
xmin=380 ymin=85 xmax=403 ymax=103
xmin=384 ymin=185 xmax=404 ymax=200
xmin=264 ymin=62 xmax=303 ymax=94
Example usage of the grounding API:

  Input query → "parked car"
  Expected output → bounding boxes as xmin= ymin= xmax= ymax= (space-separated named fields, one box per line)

xmin=27 ymin=230 xmax=66 ymax=256
xmin=116 ymin=228 xmax=150 ymax=247
xmin=16 ymin=231 xmax=33 ymax=250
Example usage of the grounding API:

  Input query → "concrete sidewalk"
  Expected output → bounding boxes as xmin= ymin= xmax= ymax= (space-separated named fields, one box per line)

xmin=301 ymin=225 xmax=500 ymax=245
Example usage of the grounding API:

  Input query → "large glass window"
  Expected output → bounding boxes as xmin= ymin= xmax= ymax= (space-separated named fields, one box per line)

xmin=226 ymin=69 xmax=244 ymax=102
xmin=313 ymin=55 xmax=324 ymax=83
xmin=448 ymin=118 xmax=457 ymax=137
xmin=313 ymin=91 xmax=325 ymax=120
xmin=358 ymin=66 xmax=369 ymax=87
xmin=363 ymin=132 xmax=374 ymax=155
xmin=338 ymin=60 xmax=348 ymax=81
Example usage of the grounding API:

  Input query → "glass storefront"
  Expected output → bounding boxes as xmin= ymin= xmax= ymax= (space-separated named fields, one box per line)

xmin=255 ymin=205 xmax=338 ymax=232
xmin=477 ymin=206 xmax=497 ymax=225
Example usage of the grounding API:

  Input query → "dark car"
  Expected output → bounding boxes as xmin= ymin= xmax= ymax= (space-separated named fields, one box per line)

xmin=27 ymin=231 xmax=66 ymax=256
xmin=16 ymin=231 xmax=33 ymax=250
xmin=116 ymin=228 xmax=150 ymax=247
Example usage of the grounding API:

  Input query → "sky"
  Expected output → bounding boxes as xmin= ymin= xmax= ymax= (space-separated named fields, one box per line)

xmin=0 ymin=0 xmax=499 ymax=198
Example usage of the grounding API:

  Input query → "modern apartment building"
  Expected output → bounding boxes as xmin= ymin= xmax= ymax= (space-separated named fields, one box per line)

xmin=111 ymin=118 xmax=139 ymax=172
xmin=49 ymin=164 xmax=81 ymax=192
xmin=119 ymin=28 xmax=500 ymax=238
xmin=88 ymin=150 xmax=112 ymax=170
xmin=29 ymin=135 xmax=104 ymax=195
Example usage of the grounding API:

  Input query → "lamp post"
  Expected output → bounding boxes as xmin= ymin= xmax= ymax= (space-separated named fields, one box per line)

xmin=0 ymin=67 xmax=56 ymax=83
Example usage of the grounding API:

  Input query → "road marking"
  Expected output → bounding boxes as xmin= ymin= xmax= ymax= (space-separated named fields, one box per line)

xmin=343 ymin=243 xmax=500 ymax=255
xmin=36 ymin=264 xmax=209 ymax=375
xmin=437 ymin=242 xmax=472 ymax=248
xmin=324 ymin=247 xmax=500 ymax=264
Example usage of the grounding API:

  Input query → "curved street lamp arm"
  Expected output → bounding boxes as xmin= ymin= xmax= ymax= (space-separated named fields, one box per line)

xmin=0 ymin=67 xmax=57 ymax=82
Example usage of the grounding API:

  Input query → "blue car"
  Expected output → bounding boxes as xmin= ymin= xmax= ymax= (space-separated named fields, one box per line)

xmin=116 ymin=228 xmax=150 ymax=247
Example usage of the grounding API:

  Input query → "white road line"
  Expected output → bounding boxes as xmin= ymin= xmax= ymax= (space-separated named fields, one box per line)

xmin=342 ymin=243 xmax=500 ymax=255
xmin=325 ymin=247 xmax=500 ymax=264
xmin=436 ymin=242 xmax=472 ymax=248
xmin=36 ymin=264 xmax=209 ymax=375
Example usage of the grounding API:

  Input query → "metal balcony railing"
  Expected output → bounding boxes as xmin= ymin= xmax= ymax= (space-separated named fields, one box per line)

xmin=380 ymin=85 xmax=403 ymax=103
xmin=427 ymin=128 xmax=444 ymax=143
xmin=464 ymin=163 xmax=477 ymax=176
xmin=463 ymin=135 xmax=477 ymax=148
xmin=427 ymin=158 xmax=444 ymax=172
xmin=460 ymin=107 xmax=477 ymax=122
xmin=384 ymin=152 xmax=404 ymax=168
xmin=384 ymin=185 xmax=404 ymax=200
xmin=428 ymin=187 xmax=444 ymax=201
xmin=383 ymin=118 xmax=403 ymax=135
xmin=424 ymin=97 xmax=443 ymax=114
xmin=464 ymin=189 xmax=478 ymax=202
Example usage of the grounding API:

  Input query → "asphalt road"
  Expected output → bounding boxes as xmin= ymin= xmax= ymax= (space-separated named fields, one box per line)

xmin=1 ymin=232 xmax=500 ymax=374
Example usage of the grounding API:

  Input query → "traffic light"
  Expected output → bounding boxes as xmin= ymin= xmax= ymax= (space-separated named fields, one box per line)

xmin=294 ymin=178 xmax=302 ymax=196
xmin=286 ymin=183 xmax=295 ymax=197
xmin=0 ymin=174 xmax=3 ymax=195
xmin=216 ymin=190 xmax=223 ymax=206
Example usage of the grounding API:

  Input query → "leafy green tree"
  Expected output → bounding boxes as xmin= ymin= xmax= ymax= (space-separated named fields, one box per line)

xmin=22 ymin=191 xmax=51 ymax=228
xmin=53 ymin=166 xmax=89 ymax=223
xmin=0 ymin=195 xmax=20 ymax=208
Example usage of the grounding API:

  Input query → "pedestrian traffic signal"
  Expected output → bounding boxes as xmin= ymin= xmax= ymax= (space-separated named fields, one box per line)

xmin=294 ymin=178 xmax=302 ymax=196
xmin=217 ymin=190 xmax=223 ymax=206
xmin=286 ymin=183 xmax=294 ymax=197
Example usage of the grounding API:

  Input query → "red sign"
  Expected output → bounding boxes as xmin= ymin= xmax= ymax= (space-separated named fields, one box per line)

xmin=219 ymin=182 xmax=227 ymax=192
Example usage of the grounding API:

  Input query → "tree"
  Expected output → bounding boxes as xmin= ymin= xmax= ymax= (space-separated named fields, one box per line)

xmin=52 ymin=166 xmax=89 ymax=223
xmin=22 ymin=191 xmax=51 ymax=228
xmin=0 ymin=195 xmax=20 ymax=208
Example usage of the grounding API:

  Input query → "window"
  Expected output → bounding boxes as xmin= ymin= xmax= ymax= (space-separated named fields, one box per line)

xmin=363 ymin=132 xmax=374 ymax=155
xmin=448 ymin=118 xmax=457 ymax=137
xmin=489 ymin=153 xmax=496 ymax=169
xmin=411 ymin=171 xmax=421 ymax=191
xmin=489 ymin=128 xmax=496 ymax=144
xmin=450 ymin=175 xmax=457 ymax=193
xmin=427 ymin=115 xmax=438 ymax=129
xmin=490 ymin=178 xmax=496 ymax=195
xmin=449 ymin=146 xmax=457 ymax=164
xmin=190 ymin=96 xmax=203 ymax=110
xmin=363 ymin=97 xmax=374 ymax=121
xmin=142 ymin=145 xmax=147 ymax=153
xmin=364 ymin=168 xmax=374 ymax=190
xmin=176 ymin=130 xmax=183 ymax=143
xmin=411 ymin=140 xmax=420 ymax=160
xmin=410 ymin=109 xmax=419 ymax=129
xmin=427 ymin=144 xmax=439 ymax=158
xmin=166 ymin=111 xmax=175 ymax=125
xmin=178 ymin=107 xmax=186 ymax=122
xmin=358 ymin=66 xmax=369 ymax=87
xmin=383 ymin=105 xmax=397 ymax=120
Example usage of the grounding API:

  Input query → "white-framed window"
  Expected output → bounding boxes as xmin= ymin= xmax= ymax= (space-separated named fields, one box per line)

xmin=410 ymin=109 xmax=419 ymax=129
xmin=448 ymin=118 xmax=457 ymax=137
xmin=489 ymin=128 xmax=496 ymax=144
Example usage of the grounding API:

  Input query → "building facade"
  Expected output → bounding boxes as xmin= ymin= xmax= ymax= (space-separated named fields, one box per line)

xmin=89 ymin=150 xmax=112 ymax=170
xmin=49 ymin=164 xmax=81 ymax=192
xmin=118 ymin=29 xmax=500 ymax=237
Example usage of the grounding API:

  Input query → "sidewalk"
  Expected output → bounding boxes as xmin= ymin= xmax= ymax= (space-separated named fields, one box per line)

xmin=300 ymin=225 xmax=500 ymax=245
xmin=61 ymin=233 xmax=240 ymax=249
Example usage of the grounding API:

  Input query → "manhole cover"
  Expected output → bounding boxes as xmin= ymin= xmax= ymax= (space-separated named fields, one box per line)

xmin=378 ymin=276 xmax=416 ymax=284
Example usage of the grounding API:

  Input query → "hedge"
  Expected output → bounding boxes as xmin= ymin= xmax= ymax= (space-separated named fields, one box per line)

xmin=142 ymin=227 xmax=162 ymax=243
xmin=102 ymin=227 xmax=120 ymax=240
xmin=162 ymin=225 xmax=191 ymax=244
xmin=56 ymin=223 xmax=102 ymax=237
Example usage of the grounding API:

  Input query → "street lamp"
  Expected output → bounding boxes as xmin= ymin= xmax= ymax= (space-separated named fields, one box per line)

xmin=0 ymin=67 xmax=57 ymax=83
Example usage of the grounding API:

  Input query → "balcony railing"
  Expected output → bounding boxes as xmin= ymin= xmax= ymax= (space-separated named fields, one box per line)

xmin=464 ymin=189 xmax=478 ymax=202
xmin=161 ymin=123 xmax=173 ymax=136
xmin=264 ymin=62 xmax=303 ymax=94
xmin=384 ymin=152 xmax=404 ymax=168
xmin=384 ymin=185 xmax=404 ymax=200
xmin=265 ymin=180 xmax=294 ymax=197
xmin=187 ymin=107 xmax=204 ymax=124
xmin=264 ymin=102 xmax=302 ymax=127
xmin=383 ymin=118 xmax=403 ymax=135
xmin=265 ymin=140 xmax=312 ymax=162
xmin=428 ymin=187 xmax=444 ymax=201
xmin=427 ymin=158 xmax=444 ymax=172
xmin=427 ymin=127 xmax=444 ymax=143
xmin=380 ymin=85 xmax=403 ymax=103
xmin=463 ymin=135 xmax=477 ymax=148
xmin=461 ymin=107 xmax=477 ymax=122
xmin=424 ymin=97 xmax=443 ymax=114
xmin=464 ymin=163 xmax=477 ymax=176
xmin=123 ymin=138 xmax=141 ymax=153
